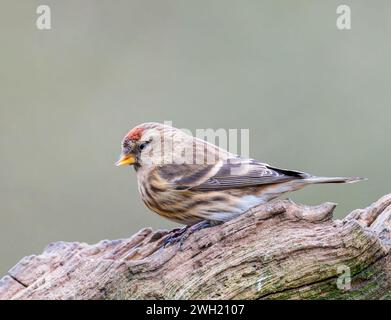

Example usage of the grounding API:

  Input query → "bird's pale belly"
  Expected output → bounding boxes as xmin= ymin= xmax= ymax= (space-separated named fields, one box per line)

xmin=137 ymin=181 xmax=302 ymax=225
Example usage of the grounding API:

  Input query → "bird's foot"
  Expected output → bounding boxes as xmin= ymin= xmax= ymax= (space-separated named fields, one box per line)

xmin=163 ymin=226 xmax=189 ymax=248
xmin=163 ymin=220 xmax=212 ymax=250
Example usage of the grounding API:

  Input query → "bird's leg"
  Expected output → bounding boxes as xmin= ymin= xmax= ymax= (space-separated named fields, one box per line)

xmin=163 ymin=225 xmax=189 ymax=248
xmin=189 ymin=220 xmax=214 ymax=233
xmin=177 ymin=220 xmax=215 ymax=249
xmin=163 ymin=220 xmax=215 ymax=249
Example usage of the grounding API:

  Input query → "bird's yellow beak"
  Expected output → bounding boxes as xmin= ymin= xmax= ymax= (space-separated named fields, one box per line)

xmin=115 ymin=154 xmax=136 ymax=166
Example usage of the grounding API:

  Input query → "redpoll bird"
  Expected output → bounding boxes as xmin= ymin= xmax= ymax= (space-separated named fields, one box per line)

xmin=116 ymin=122 xmax=363 ymax=242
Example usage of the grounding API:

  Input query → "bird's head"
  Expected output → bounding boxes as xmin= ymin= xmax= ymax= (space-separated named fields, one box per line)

xmin=116 ymin=122 xmax=231 ymax=169
xmin=116 ymin=122 xmax=177 ymax=168
xmin=116 ymin=122 xmax=160 ymax=168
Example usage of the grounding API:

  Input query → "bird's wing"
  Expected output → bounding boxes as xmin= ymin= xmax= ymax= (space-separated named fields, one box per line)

xmin=155 ymin=162 xmax=222 ymax=190
xmin=156 ymin=158 xmax=309 ymax=191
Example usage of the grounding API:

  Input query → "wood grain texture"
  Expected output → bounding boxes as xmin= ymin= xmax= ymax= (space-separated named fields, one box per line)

xmin=1 ymin=194 xmax=390 ymax=300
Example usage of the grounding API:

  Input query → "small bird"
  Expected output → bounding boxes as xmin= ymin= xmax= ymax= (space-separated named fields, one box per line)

xmin=116 ymin=122 xmax=363 ymax=243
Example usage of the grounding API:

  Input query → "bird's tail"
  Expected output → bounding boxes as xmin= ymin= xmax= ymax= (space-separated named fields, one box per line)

xmin=267 ymin=166 xmax=366 ymax=185
xmin=303 ymin=176 xmax=366 ymax=184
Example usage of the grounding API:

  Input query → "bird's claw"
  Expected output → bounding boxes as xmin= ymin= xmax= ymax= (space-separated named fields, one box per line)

xmin=163 ymin=220 xmax=213 ymax=250
xmin=163 ymin=226 xmax=189 ymax=248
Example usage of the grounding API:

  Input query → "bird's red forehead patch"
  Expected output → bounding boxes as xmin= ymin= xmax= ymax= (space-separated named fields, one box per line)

xmin=126 ymin=127 xmax=144 ymax=141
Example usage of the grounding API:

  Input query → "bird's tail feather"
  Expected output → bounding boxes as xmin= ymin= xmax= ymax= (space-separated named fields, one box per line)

xmin=304 ymin=176 xmax=366 ymax=184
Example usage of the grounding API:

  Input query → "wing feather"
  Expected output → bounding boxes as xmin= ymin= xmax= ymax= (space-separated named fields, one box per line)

xmin=156 ymin=158 xmax=309 ymax=191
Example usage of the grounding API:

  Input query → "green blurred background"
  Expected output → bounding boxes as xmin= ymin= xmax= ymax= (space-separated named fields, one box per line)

xmin=0 ymin=0 xmax=390 ymax=275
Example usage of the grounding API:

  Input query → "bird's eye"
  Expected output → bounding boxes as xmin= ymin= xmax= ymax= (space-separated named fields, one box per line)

xmin=138 ymin=142 xmax=148 ymax=151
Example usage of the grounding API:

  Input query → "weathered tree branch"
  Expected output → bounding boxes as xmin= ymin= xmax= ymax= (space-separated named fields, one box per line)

xmin=1 ymin=194 xmax=390 ymax=300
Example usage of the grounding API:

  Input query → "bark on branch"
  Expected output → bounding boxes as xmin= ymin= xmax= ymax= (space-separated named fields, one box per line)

xmin=1 ymin=194 xmax=391 ymax=300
